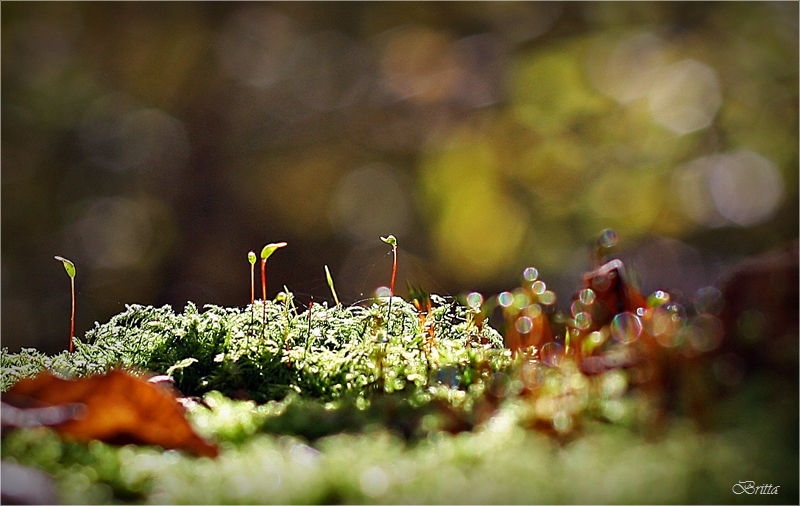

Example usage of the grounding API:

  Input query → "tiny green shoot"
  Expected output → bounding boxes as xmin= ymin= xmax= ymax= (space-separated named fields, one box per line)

xmin=260 ymin=242 xmax=287 ymax=335
xmin=283 ymin=284 xmax=298 ymax=316
xmin=381 ymin=235 xmax=398 ymax=334
xmin=324 ymin=265 xmax=340 ymax=306
xmin=247 ymin=251 xmax=258 ymax=345
xmin=260 ymin=242 xmax=288 ymax=302
xmin=54 ymin=256 xmax=76 ymax=354
xmin=248 ymin=251 xmax=257 ymax=305
xmin=380 ymin=235 xmax=397 ymax=295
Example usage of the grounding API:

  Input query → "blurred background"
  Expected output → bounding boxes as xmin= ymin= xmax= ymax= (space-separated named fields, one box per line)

xmin=2 ymin=2 xmax=797 ymax=354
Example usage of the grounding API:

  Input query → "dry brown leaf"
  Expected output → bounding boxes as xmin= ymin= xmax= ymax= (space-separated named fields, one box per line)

xmin=5 ymin=369 xmax=218 ymax=458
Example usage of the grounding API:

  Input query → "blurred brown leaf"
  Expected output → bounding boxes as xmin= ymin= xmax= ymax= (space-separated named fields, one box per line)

xmin=5 ymin=369 xmax=218 ymax=458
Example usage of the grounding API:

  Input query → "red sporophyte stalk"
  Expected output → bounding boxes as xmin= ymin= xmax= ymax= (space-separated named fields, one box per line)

xmin=381 ymin=235 xmax=398 ymax=334
xmin=261 ymin=258 xmax=267 ymax=302
xmin=260 ymin=242 xmax=287 ymax=302
xmin=259 ymin=242 xmax=287 ymax=331
xmin=381 ymin=235 xmax=397 ymax=296
xmin=54 ymin=256 xmax=76 ymax=353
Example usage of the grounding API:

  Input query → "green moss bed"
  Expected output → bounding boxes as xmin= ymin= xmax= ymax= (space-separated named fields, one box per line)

xmin=2 ymin=292 xmax=798 ymax=504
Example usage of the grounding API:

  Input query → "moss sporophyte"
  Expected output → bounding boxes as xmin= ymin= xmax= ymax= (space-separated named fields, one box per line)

xmin=259 ymin=242 xmax=287 ymax=334
xmin=380 ymin=235 xmax=398 ymax=296
xmin=380 ymin=234 xmax=398 ymax=329
xmin=248 ymin=251 xmax=257 ymax=305
xmin=260 ymin=242 xmax=287 ymax=302
xmin=54 ymin=256 xmax=76 ymax=353
xmin=324 ymin=265 xmax=340 ymax=306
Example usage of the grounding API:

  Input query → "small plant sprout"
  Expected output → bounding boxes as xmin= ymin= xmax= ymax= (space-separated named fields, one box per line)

xmin=260 ymin=242 xmax=287 ymax=335
xmin=54 ymin=256 xmax=76 ymax=353
xmin=247 ymin=251 xmax=258 ymax=343
xmin=324 ymin=265 xmax=340 ymax=306
xmin=380 ymin=235 xmax=397 ymax=296
xmin=381 ymin=235 xmax=398 ymax=334
xmin=260 ymin=242 xmax=288 ymax=301
xmin=248 ymin=251 xmax=257 ymax=305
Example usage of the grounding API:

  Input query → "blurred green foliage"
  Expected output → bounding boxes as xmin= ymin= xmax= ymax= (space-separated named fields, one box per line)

xmin=2 ymin=375 xmax=797 ymax=504
xmin=1 ymin=2 xmax=797 ymax=356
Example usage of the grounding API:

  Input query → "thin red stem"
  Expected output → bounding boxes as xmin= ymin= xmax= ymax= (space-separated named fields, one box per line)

xmin=261 ymin=258 xmax=267 ymax=301
xmin=261 ymin=259 xmax=268 ymax=336
xmin=390 ymin=247 xmax=397 ymax=296
xmin=385 ymin=246 xmax=397 ymax=337
xmin=69 ymin=277 xmax=75 ymax=354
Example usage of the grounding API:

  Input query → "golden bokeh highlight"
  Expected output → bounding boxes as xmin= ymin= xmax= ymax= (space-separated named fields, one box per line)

xmin=420 ymin=126 xmax=528 ymax=283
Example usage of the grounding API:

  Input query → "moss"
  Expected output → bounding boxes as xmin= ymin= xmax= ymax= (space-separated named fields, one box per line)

xmin=2 ymin=295 xmax=504 ymax=404
xmin=2 ymin=290 xmax=797 ymax=504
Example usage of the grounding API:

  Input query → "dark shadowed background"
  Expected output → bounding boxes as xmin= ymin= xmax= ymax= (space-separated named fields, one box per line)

xmin=2 ymin=1 xmax=797 ymax=354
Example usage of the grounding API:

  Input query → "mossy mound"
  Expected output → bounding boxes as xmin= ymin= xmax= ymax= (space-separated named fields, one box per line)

xmin=2 ymin=293 xmax=797 ymax=504
xmin=2 ymin=294 xmax=504 ymax=403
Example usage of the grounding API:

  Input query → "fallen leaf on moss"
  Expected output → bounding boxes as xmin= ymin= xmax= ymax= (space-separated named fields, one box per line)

xmin=5 ymin=369 xmax=218 ymax=458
